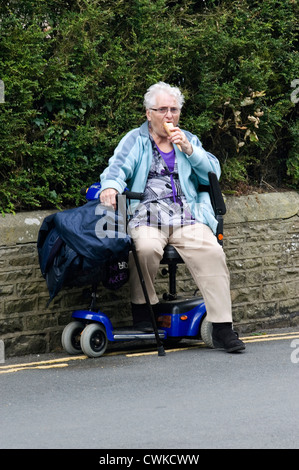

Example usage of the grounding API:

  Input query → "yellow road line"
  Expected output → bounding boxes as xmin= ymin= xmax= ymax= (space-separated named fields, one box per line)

xmin=126 ymin=344 xmax=205 ymax=357
xmin=242 ymin=334 xmax=299 ymax=343
xmin=242 ymin=331 xmax=299 ymax=340
xmin=0 ymin=363 xmax=69 ymax=374
xmin=0 ymin=354 xmax=87 ymax=370
xmin=126 ymin=348 xmax=189 ymax=357
xmin=0 ymin=355 xmax=87 ymax=374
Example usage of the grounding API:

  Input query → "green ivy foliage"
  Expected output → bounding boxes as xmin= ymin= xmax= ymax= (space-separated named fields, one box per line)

xmin=0 ymin=0 xmax=298 ymax=213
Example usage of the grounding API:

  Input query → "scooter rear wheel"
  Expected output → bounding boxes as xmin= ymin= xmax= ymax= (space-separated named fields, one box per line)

xmin=80 ymin=323 xmax=108 ymax=358
xmin=200 ymin=316 xmax=214 ymax=348
xmin=62 ymin=321 xmax=85 ymax=355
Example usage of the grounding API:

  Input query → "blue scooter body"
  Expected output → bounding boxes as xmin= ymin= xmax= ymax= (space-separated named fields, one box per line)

xmin=71 ymin=299 xmax=206 ymax=343
xmin=72 ymin=309 xmax=115 ymax=341
xmin=156 ymin=301 xmax=207 ymax=338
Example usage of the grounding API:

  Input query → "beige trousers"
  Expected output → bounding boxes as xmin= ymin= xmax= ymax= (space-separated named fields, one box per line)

xmin=128 ymin=223 xmax=232 ymax=323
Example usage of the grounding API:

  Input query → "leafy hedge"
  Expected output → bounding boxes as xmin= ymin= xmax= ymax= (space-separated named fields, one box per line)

xmin=0 ymin=0 xmax=298 ymax=213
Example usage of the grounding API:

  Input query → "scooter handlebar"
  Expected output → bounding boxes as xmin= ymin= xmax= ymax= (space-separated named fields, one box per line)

xmin=81 ymin=183 xmax=144 ymax=202
xmin=123 ymin=190 xmax=145 ymax=201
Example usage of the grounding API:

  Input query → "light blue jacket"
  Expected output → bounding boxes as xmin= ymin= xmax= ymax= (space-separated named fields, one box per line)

xmin=100 ymin=121 xmax=221 ymax=234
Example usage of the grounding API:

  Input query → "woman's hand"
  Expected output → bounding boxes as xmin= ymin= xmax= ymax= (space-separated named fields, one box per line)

xmin=99 ymin=188 xmax=118 ymax=210
xmin=167 ymin=126 xmax=193 ymax=155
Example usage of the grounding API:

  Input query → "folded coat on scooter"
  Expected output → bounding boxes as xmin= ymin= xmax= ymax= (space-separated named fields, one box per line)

xmin=37 ymin=199 xmax=131 ymax=304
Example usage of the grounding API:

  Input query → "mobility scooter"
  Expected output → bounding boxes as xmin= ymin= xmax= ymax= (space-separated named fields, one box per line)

xmin=61 ymin=172 xmax=226 ymax=358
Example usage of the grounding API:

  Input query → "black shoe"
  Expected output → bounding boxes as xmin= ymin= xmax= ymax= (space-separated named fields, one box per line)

xmin=212 ymin=323 xmax=246 ymax=353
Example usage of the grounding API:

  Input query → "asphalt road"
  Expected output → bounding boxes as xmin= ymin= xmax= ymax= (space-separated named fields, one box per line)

xmin=1 ymin=328 xmax=299 ymax=450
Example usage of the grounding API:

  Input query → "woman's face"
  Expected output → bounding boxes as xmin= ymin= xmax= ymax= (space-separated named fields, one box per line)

xmin=146 ymin=92 xmax=180 ymax=138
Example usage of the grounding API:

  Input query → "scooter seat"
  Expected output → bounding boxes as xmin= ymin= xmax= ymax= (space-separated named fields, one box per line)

xmin=161 ymin=245 xmax=184 ymax=264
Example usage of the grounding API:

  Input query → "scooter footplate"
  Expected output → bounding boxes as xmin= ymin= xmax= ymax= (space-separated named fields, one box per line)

xmin=112 ymin=328 xmax=165 ymax=341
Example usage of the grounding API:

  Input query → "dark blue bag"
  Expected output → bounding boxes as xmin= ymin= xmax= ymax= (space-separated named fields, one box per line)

xmin=37 ymin=199 xmax=131 ymax=304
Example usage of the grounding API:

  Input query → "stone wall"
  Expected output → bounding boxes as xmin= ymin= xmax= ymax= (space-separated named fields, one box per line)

xmin=0 ymin=191 xmax=298 ymax=358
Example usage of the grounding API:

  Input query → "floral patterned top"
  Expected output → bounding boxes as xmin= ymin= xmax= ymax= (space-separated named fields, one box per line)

xmin=129 ymin=136 xmax=195 ymax=229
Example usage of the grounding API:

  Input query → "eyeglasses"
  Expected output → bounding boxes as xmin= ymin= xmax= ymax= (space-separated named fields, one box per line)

xmin=150 ymin=107 xmax=180 ymax=115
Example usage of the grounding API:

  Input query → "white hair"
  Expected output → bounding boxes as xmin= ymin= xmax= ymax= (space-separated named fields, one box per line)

xmin=143 ymin=81 xmax=185 ymax=110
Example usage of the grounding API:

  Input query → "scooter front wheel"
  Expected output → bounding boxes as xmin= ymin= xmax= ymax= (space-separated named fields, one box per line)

xmin=62 ymin=321 xmax=85 ymax=355
xmin=80 ymin=323 xmax=108 ymax=358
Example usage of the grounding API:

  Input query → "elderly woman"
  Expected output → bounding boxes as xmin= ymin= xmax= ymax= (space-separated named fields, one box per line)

xmin=100 ymin=82 xmax=245 ymax=353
